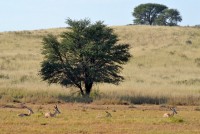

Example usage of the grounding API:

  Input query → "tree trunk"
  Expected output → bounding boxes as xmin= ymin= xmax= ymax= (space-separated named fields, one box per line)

xmin=149 ymin=20 xmax=153 ymax=25
xmin=85 ymin=81 xmax=93 ymax=96
xmin=79 ymin=86 xmax=85 ymax=96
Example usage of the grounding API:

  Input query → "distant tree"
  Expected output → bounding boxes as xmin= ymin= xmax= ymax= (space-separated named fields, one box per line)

xmin=132 ymin=3 xmax=182 ymax=26
xmin=156 ymin=9 xmax=182 ymax=26
xmin=40 ymin=18 xmax=131 ymax=97
xmin=132 ymin=3 xmax=167 ymax=25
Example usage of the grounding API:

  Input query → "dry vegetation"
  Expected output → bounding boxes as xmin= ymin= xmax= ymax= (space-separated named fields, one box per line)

xmin=0 ymin=26 xmax=200 ymax=105
xmin=1 ymin=104 xmax=200 ymax=134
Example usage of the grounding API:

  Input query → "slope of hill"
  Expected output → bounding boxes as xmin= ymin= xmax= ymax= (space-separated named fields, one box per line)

xmin=0 ymin=26 xmax=200 ymax=104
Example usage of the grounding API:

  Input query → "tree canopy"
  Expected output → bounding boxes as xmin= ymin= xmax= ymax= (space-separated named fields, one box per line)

xmin=156 ymin=9 xmax=182 ymax=26
xmin=132 ymin=3 xmax=182 ymax=26
xmin=40 ymin=18 xmax=131 ymax=96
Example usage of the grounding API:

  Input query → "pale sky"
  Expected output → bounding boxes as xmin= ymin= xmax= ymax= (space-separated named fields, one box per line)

xmin=0 ymin=0 xmax=199 ymax=32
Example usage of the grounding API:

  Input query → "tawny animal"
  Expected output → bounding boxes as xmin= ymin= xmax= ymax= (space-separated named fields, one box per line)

xmin=18 ymin=106 xmax=34 ymax=117
xmin=163 ymin=107 xmax=177 ymax=118
xmin=45 ymin=105 xmax=61 ymax=118
xmin=105 ymin=111 xmax=112 ymax=117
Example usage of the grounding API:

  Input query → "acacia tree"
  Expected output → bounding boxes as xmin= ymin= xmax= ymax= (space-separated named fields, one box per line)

xmin=132 ymin=3 xmax=182 ymax=26
xmin=40 ymin=18 xmax=131 ymax=96
xmin=156 ymin=9 xmax=182 ymax=26
xmin=132 ymin=3 xmax=167 ymax=25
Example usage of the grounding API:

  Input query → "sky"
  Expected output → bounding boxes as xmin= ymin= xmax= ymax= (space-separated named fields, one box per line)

xmin=0 ymin=0 xmax=199 ymax=32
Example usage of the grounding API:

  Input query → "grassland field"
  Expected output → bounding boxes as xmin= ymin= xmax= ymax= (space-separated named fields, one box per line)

xmin=0 ymin=103 xmax=200 ymax=134
xmin=0 ymin=25 xmax=200 ymax=105
xmin=0 ymin=25 xmax=200 ymax=133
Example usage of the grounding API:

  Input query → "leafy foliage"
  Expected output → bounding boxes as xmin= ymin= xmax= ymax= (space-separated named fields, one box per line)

xmin=40 ymin=18 xmax=131 ymax=96
xmin=133 ymin=3 xmax=167 ymax=25
xmin=156 ymin=9 xmax=182 ymax=26
xmin=132 ymin=3 xmax=182 ymax=26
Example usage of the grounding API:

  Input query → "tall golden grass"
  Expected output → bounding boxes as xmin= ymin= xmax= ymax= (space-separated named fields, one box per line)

xmin=0 ymin=26 xmax=200 ymax=105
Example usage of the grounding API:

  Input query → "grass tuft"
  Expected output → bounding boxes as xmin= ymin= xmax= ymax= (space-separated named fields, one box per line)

xmin=168 ymin=117 xmax=184 ymax=123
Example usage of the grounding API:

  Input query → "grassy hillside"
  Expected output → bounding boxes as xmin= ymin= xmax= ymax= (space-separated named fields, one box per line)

xmin=0 ymin=26 xmax=200 ymax=105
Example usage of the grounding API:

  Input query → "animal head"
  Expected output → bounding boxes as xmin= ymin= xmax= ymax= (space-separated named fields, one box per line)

xmin=54 ymin=105 xmax=61 ymax=114
xmin=170 ymin=107 xmax=177 ymax=114
xmin=21 ymin=104 xmax=34 ymax=114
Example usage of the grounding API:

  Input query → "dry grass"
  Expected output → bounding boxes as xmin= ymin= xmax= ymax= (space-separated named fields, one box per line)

xmin=0 ymin=104 xmax=200 ymax=134
xmin=0 ymin=26 xmax=200 ymax=105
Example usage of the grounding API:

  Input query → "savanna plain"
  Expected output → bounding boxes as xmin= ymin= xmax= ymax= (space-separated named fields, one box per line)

xmin=0 ymin=25 xmax=200 ymax=133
